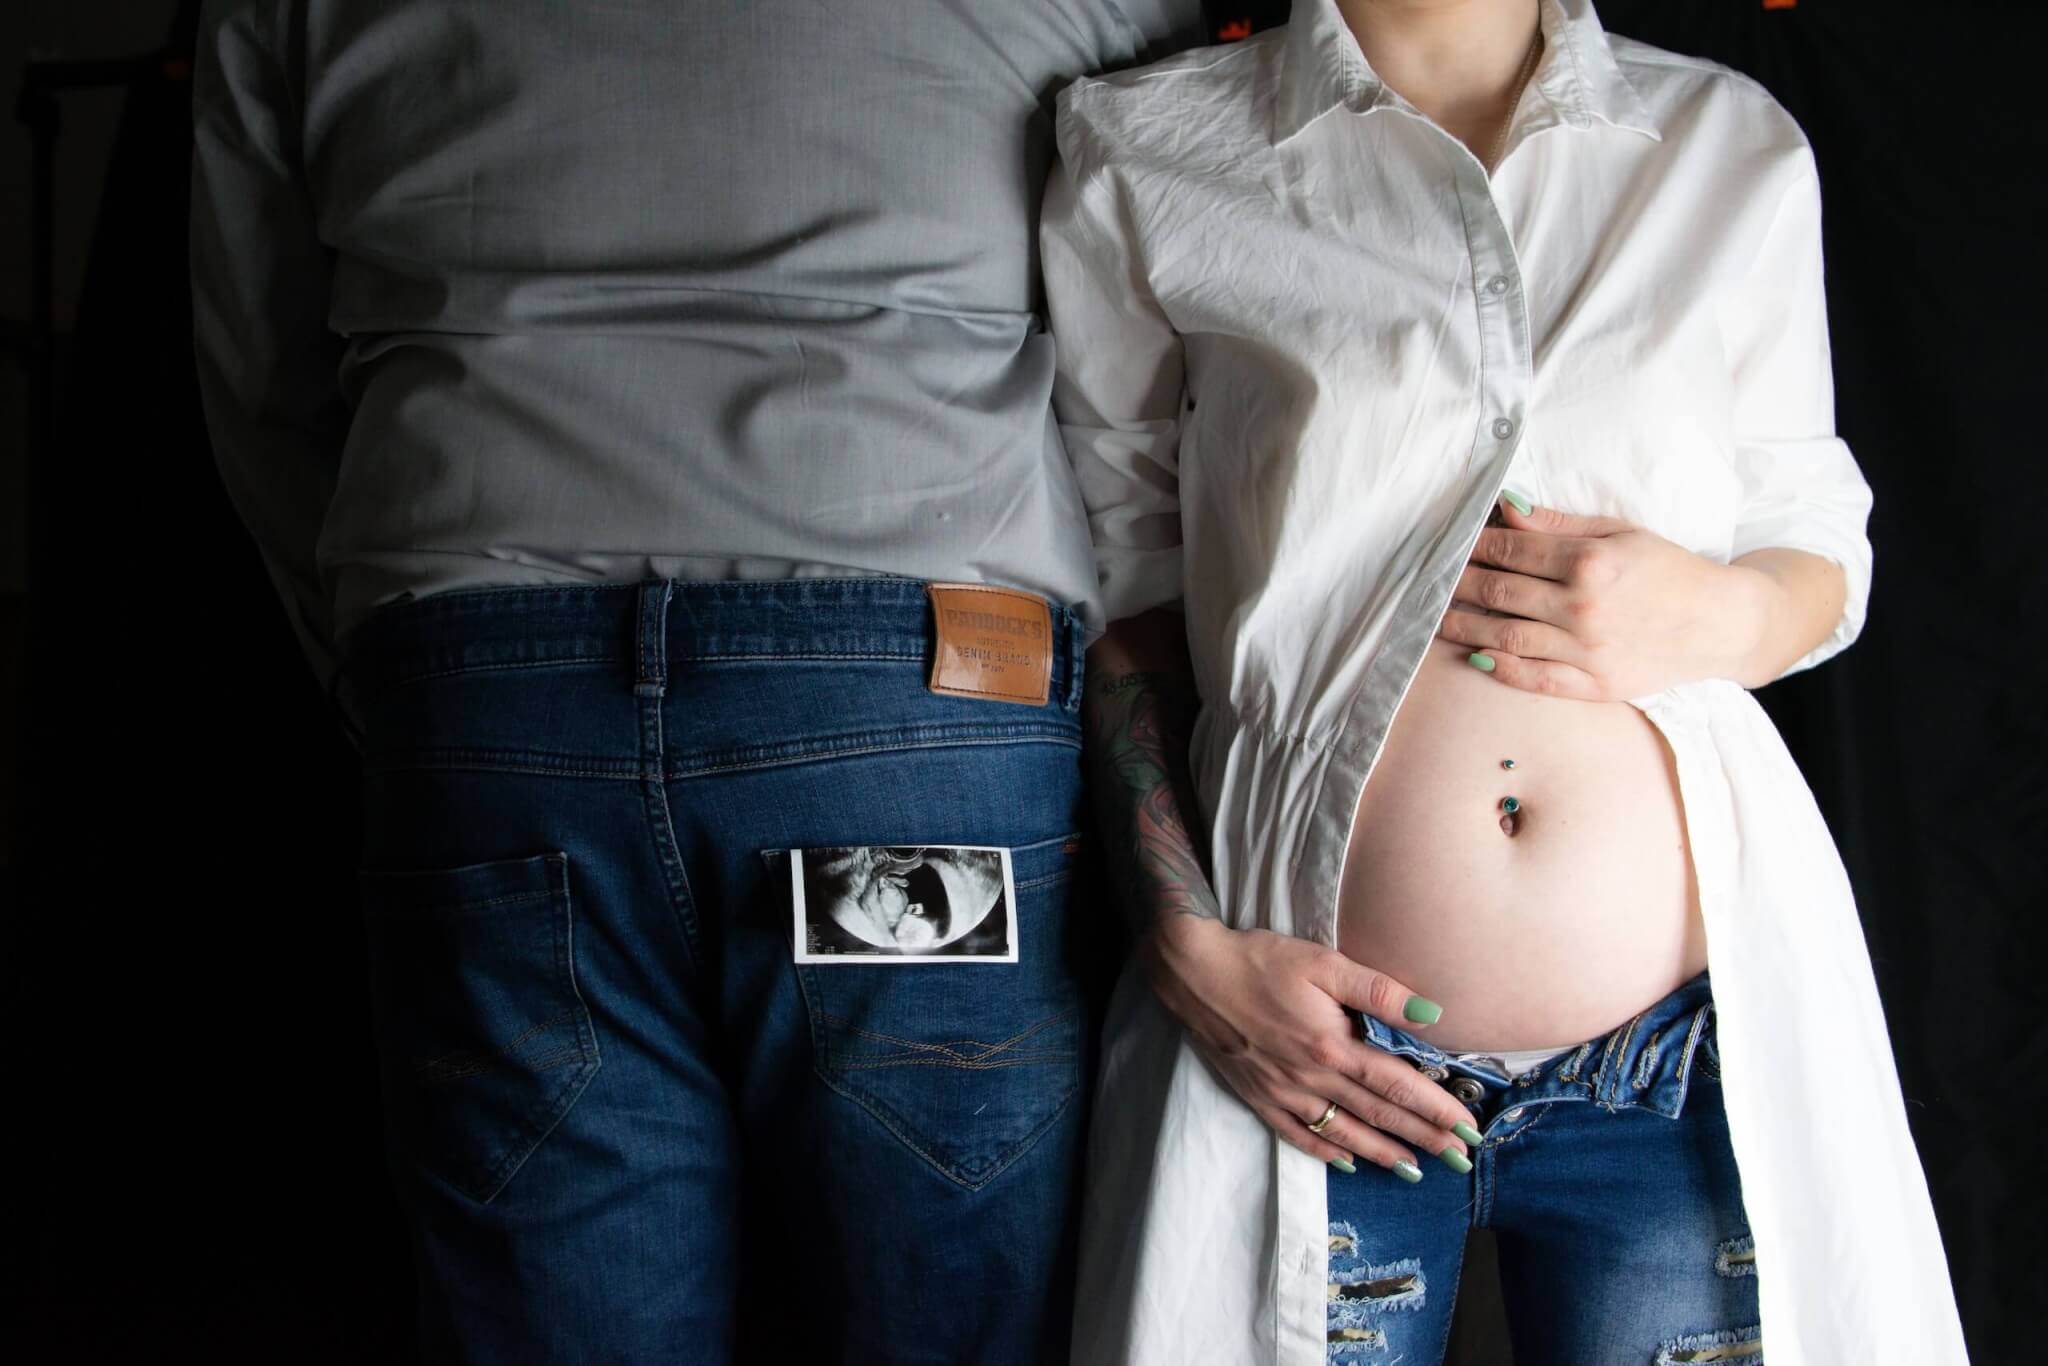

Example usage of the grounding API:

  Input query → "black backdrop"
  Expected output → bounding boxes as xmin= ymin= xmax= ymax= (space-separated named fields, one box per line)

xmin=12 ymin=0 xmax=2041 ymax=1359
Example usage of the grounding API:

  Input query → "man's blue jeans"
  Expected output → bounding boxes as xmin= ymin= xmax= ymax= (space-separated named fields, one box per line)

xmin=1327 ymin=972 xmax=1761 ymax=1366
xmin=341 ymin=578 xmax=1102 ymax=1364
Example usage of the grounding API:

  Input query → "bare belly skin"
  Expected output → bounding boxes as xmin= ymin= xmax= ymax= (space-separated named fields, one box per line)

xmin=1335 ymin=636 xmax=1708 ymax=1052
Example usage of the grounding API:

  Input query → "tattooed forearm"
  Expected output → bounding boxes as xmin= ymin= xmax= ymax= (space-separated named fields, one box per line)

xmin=1084 ymin=652 xmax=1221 ymax=931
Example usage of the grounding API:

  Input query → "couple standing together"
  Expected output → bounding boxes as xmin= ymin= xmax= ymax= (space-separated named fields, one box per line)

xmin=191 ymin=0 xmax=1966 ymax=1362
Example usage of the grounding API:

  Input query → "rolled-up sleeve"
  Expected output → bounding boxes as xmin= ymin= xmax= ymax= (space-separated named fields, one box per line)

xmin=190 ymin=0 xmax=356 ymax=726
xmin=1722 ymin=141 xmax=1873 ymax=680
xmin=1041 ymin=94 xmax=1186 ymax=630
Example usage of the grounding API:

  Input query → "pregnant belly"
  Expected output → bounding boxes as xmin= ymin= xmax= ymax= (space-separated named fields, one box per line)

xmin=1335 ymin=636 xmax=1706 ymax=1052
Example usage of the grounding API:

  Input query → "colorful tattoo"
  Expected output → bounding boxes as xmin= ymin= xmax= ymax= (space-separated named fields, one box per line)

xmin=1084 ymin=662 xmax=1221 ymax=928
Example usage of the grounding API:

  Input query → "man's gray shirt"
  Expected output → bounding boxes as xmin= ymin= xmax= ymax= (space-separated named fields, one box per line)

xmin=189 ymin=0 xmax=1204 ymax=712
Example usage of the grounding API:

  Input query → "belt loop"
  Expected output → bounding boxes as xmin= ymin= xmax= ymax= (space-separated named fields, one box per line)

xmin=1063 ymin=612 xmax=1087 ymax=712
xmin=634 ymin=579 xmax=673 ymax=698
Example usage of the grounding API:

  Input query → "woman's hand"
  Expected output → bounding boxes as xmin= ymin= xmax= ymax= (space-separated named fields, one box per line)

xmin=1144 ymin=914 xmax=1479 ymax=1177
xmin=1434 ymin=495 xmax=1837 ymax=698
xmin=1084 ymin=608 xmax=1476 ymax=1177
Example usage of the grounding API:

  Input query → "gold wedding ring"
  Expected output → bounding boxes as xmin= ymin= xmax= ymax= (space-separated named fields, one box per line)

xmin=1307 ymin=1100 xmax=1340 ymax=1134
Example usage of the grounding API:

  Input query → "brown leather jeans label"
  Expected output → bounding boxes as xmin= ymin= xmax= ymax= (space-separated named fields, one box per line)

xmin=926 ymin=583 xmax=1053 ymax=706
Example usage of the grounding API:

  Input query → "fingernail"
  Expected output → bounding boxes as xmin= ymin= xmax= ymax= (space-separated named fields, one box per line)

xmin=1438 ymin=1145 xmax=1473 ymax=1175
xmin=1500 ymin=487 xmax=1532 ymax=515
xmin=1452 ymin=1121 xmax=1483 ymax=1147
xmin=1329 ymin=1156 xmax=1356 ymax=1174
xmin=1392 ymin=1160 xmax=1424 ymax=1184
xmin=1466 ymin=652 xmax=1496 ymax=673
xmin=1402 ymin=995 xmax=1443 ymax=1025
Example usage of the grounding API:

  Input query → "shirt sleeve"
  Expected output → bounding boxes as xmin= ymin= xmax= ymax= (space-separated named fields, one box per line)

xmin=1722 ymin=140 xmax=1873 ymax=681
xmin=189 ymin=0 xmax=359 ymax=738
xmin=1040 ymin=98 xmax=1187 ymax=630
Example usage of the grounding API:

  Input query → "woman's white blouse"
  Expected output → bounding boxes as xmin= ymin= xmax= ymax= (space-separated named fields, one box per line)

xmin=1041 ymin=1 xmax=1968 ymax=1362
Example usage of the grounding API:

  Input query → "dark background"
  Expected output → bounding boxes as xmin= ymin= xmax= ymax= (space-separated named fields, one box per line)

xmin=7 ymin=0 xmax=2041 ymax=1359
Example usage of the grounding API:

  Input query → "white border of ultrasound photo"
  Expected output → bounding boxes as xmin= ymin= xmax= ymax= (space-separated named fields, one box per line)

xmin=790 ymin=845 xmax=1019 ymax=964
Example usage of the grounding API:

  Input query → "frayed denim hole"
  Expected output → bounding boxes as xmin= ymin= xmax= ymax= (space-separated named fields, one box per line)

xmin=1327 ymin=1250 xmax=1425 ymax=1318
xmin=1326 ymin=1324 xmax=1388 ymax=1359
xmin=1714 ymin=1234 xmax=1757 ymax=1278
xmin=1653 ymin=1325 xmax=1762 ymax=1364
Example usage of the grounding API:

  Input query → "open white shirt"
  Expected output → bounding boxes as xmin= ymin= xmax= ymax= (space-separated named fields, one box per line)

xmin=1041 ymin=1 xmax=1968 ymax=1361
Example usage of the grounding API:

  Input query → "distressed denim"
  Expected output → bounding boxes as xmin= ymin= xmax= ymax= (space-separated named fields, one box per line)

xmin=342 ymin=578 xmax=1102 ymax=1365
xmin=1326 ymin=972 xmax=1760 ymax=1366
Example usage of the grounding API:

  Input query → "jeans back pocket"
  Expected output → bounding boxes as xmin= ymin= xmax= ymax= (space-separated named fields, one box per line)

xmin=773 ymin=833 xmax=1088 ymax=1190
xmin=356 ymin=850 xmax=601 ymax=1203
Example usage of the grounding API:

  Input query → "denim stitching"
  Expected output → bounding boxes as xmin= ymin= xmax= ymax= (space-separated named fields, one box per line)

xmin=1484 ymin=1102 xmax=1553 ymax=1153
xmin=821 ymin=1009 xmax=1071 ymax=1050
xmin=465 ymin=860 xmax=602 ymax=1202
xmin=414 ymin=1008 xmax=584 ymax=1083
xmin=1555 ymin=1040 xmax=1595 ymax=1083
xmin=359 ymin=656 xmax=623 ymax=697
xmin=637 ymin=673 xmax=706 ymax=969
xmin=793 ymin=965 xmax=1081 ymax=1189
xmin=364 ymin=751 xmax=641 ymax=780
xmin=1634 ymin=1025 xmax=1667 ymax=1092
xmin=819 ymin=1008 xmax=1081 ymax=1070
xmin=669 ymin=650 xmax=924 ymax=664
xmin=1676 ymin=1003 xmax=1712 ymax=1089
xmin=677 ymin=732 xmax=1080 ymax=780
xmin=421 ymin=1045 xmax=593 ymax=1085
xmin=370 ymin=731 xmax=1083 ymax=781
xmin=807 ymin=1064 xmax=1078 ymax=1192
xmin=361 ymin=884 xmax=554 ymax=915
xmin=831 ymin=1054 xmax=1078 ymax=1072
xmin=1594 ymin=1012 xmax=1637 ymax=1109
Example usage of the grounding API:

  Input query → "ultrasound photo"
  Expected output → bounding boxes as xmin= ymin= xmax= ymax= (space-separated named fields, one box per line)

xmin=791 ymin=844 xmax=1018 ymax=962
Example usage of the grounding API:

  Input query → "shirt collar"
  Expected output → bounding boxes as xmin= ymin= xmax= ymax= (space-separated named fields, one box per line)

xmin=1272 ymin=0 xmax=1661 ymax=146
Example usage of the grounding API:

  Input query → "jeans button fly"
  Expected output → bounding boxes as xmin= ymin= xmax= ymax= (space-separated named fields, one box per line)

xmin=1448 ymin=1077 xmax=1485 ymax=1106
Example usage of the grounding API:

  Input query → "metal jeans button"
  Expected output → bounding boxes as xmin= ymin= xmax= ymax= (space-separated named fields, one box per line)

xmin=1448 ymin=1077 xmax=1486 ymax=1105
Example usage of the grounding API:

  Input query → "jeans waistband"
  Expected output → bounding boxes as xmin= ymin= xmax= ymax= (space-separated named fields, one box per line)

xmin=333 ymin=577 xmax=1090 ymax=721
xmin=1360 ymin=971 xmax=1717 ymax=1120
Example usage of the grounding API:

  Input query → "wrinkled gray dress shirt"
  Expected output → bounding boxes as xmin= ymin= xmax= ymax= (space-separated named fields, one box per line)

xmin=189 ymin=0 xmax=1204 ymax=718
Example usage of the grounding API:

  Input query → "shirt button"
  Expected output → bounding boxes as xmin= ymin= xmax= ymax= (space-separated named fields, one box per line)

xmin=1485 ymin=275 xmax=1509 ymax=295
xmin=1492 ymin=418 xmax=1516 ymax=440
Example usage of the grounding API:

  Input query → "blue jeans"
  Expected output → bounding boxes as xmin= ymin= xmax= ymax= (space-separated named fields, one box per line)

xmin=341 ymin=578 xmax=1103 ymax=1365
xmin=1326 ymin=973 xmax=1761 ymax=1366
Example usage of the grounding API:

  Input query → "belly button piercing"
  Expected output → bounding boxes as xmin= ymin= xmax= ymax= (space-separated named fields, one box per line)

xmin=1501 ymin=758 xmax=1515 ymax=770
xmin=1500 ymin=796 xmax=1520 ymax=814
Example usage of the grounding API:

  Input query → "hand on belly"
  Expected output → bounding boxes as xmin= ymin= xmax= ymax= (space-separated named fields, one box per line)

xmin=1335 ymin=637 xmax=1708 ymax=1052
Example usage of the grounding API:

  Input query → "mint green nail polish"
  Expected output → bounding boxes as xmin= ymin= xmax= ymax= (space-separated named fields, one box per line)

xmin=1500 ymin=487 xmax=1532 ymax=515
xmin=1403 ymin=995 xmax=1443 ymax=1025
xmin=1453 ymin=1121 xmax=1483 ymax=1147
xmin=1329 ymin=1156 xmax=1356 ymax=1174
xmin=1439 ymin=1146 xmax=1473 ymax=1175
xmin=1467 ymin=652 xmax=1496 ymax=673
xmin=1392 ymin=1160 xmax=1424 ymax=1184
